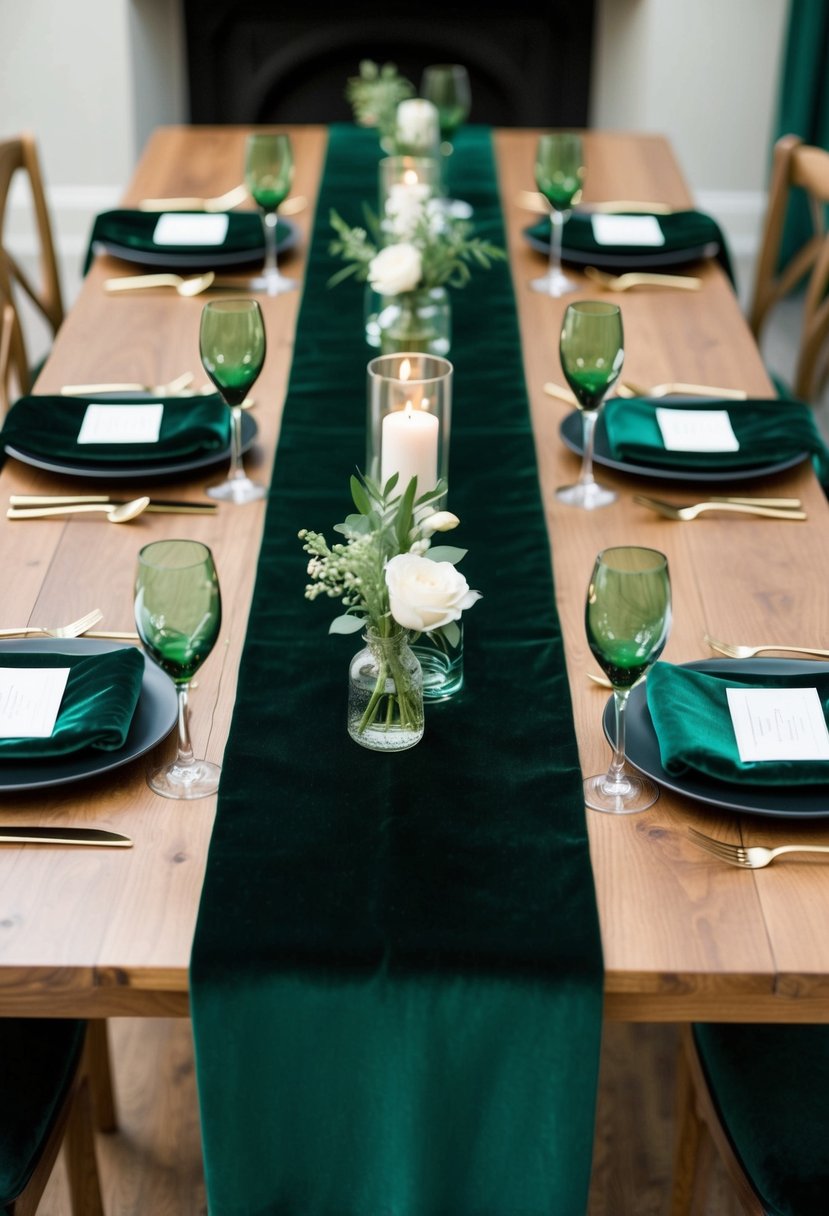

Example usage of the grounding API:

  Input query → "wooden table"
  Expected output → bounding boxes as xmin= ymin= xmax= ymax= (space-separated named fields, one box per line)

xmin=1 ymin=125 xmax=828 ymax=1024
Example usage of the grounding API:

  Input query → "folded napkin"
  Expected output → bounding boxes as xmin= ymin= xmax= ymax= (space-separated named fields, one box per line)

xmin=602 ymin=395 xmax=829 ymax=484
xmin=83 ymin=209 xmax=290 ymax=273
xmin=2 ymin=394 xmax=230 ymax=467
xmin=0 ymin=648 xmax=144 ymax=758
xmin=525 ymin=209 xmax=734 ymax=282
xmin=646 ymin=662 xmax=829 ymax=785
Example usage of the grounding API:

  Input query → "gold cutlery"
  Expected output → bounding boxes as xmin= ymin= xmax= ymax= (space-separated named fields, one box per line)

xmin=587 ymin=672 xmax=613 ymax=689
xmin=11 ymin=495 xmax=217 ymax=515
xmin=0 ymin=826 xmax=132 ymax=847
xmin=634 ymin=495 xmax=807 ymax=522
xmin=0 ymin=608 xmax=103 ymax=640
xmin=61 ymin=372 xmax=195 ymax=397
xmin=584 ymin=266 xmax=701 ymax=292
xmin=704 ymin=634 xmax=829 ymax=660
xmin=137 ymin=184 xmax=249 ymax=212
xmin=543 ymin=382 xmax=578 ymax=405
xmin=616 ymin=381 xmax=747 ymax=400
xmin=7 ymin=497 xmax=151 ymax=524
xmin=688 ymin=827 xmax=829 ymax=870
xmin=707 ymin=496 xmax=802 ymax=508
xmin=516 ymin=190 xmax=675 ymax=215
xmin=104 ymin=272 xmax=215 ymax=297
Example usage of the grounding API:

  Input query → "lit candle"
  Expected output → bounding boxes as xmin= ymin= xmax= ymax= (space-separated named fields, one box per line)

xmin=381 ymin=402 xmax=439 ymax=494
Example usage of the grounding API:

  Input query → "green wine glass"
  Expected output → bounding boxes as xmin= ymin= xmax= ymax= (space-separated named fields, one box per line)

xmin=135 ymin=539 xmax=222 ymax=800
xmin=585 ymin=546 xmax=671 ymax=813
xmin=557 ymin=300 xmax=623 ymax=509
xmin=244 ymin=133 xmax=296 ymax=295
xmin=530 ymin=132 xmax=585 ymax=296
xmin=200 ymin=298 xmax=267 ymax=504
xmin=420 ymin=64 xmax=473 ymax=219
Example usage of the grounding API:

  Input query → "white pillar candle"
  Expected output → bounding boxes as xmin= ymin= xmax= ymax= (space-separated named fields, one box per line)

xmin=395 ymin=99 xmax=440 ymax=152
xmin=381 ymin=402 xmax=439 ymax=494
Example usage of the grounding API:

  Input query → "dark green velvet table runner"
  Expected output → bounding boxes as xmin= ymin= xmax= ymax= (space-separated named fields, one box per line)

xmin=190 ymin=125 xmax=603 ymax=1216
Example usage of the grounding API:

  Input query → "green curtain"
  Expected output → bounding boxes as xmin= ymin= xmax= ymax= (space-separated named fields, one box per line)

xmin=774 ymin=0 xmax=829 ymax=261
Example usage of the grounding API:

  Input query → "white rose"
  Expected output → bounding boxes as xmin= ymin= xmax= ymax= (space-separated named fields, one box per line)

xmin=368 ymin=243 xmax=423 ymax=296
xmin=395 ymin=99 xmax=440 ymax=151
xmin=385 ymin=553 xmax=481 ymax=632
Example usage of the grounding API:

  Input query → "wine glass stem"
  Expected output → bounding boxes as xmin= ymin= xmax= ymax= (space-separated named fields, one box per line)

xmin=228 ymin=405 xmax=246 ymax=481
xmin=607 ymin=687 xmax=631 ymax=790
xmin=175 ymin=683 xmax=196 ymax=768
xmin=579 ymin=409 xmax=599 ymax=487
xmin=262 ymin=210 xmax=279 ymax=294
xmin=549 ymin=209 xmax=566 ymax=280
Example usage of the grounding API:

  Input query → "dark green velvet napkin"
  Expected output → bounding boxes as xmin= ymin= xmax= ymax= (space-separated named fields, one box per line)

xmin=0 ymin=648 xmax=144 ymax=758
xmin=647 ymin=661 xmax=829 ymax=785
xmin=526 ymin=209 xmax=735 ymax=281
xmin=190 ymin=125 xmax=603 ymax=1216
xmin=602 ymin=395 xmax=829 ymax=484
xmin=83 ymin=209 xmax=279 ymax=272
xmin=2 ymin=394 xmax=230 ymax=466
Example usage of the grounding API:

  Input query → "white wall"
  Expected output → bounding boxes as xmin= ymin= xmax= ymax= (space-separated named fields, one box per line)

xmin=0 ymin=0 xmax=790 ymax=328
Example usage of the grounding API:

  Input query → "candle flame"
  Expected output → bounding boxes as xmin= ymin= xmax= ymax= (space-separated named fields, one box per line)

xmin=400 ymin=358 xmax=411 ymax=382
xmin=403 ymin=169 xmax=418 ymax=186
xmin=404 ymin=400 xmax=414 ymax=417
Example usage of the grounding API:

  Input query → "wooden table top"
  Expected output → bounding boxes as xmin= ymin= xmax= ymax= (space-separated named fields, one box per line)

xmin=1 ymin=125 xmax=828 ymax=1022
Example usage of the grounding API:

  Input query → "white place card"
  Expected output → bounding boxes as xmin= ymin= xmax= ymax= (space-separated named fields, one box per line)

xmin=0 ymin=666 xmax=70 ymax=738
xmin=152 ymin=213 xmax=229 ymax=246
xmin=591 ymin=214 xmax=665 ymax=247
xmin=76 ymin=403 xmax=164 ymax=445
xmin=726 ymin=687 xmax=829 ymax=763
xmin=655 ymin=406 xmax=740 ymax=453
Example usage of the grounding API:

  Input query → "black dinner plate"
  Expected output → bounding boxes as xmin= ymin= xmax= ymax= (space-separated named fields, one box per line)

xmin=523 ymin=224 xmax=718 ymax=270
xmin=0 ymin=639 xmax=177 ymax=792
xmin=93 ymin=215 xmax=299 ymax=271
xmin=5 ymin=410 xmax=257 ymax=482
xmin=601 ymin=658 xmax=829 ymax=818
xmin=559 ymin=408 xmax=808 ymax=484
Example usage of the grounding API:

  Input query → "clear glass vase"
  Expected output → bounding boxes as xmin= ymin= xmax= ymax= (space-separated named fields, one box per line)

xmin=347 ymin=627 xmax=425 ymax=752
xmin=376 ymin=287 xmax=451 ymax=356
xmin=411 ymin=622 xmax=464 ymax=701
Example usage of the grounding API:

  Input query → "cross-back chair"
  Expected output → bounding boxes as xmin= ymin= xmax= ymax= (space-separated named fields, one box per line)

xmin=749 ymin=133 xmax=829 ymax=402
xmin=0 ymin=133 xmax=64 ymax=406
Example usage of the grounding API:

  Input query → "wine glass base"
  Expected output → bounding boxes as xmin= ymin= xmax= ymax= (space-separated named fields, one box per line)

xmin=529 ymin=269 xmax=579 ymax=297
xmin=245 ymin=272 xmax=297 ymax=296
xmin=584 ymin=772 xmax=659 ymax=814
xmin=148 ymin=758 xmax=222 ymax=800
xmin=555 ymin=481 xmax=617 ymax=510
xmin=207 ymin=476 xmax=267 ymax=505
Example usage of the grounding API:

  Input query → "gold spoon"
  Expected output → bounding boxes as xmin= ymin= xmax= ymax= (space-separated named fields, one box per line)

xmin=7 ymin=497 xmax=151 ymax=524
xmin=104 ymin=272 xmax=215 ymax=298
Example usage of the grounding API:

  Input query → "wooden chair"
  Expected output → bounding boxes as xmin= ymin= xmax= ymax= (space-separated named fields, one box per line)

xmin=0 ymin=1019 xmax=105 ymax=1215
xmin=0 ymin=133 xmax=64 ymax=401
xmin=749 ymin=133 xmax=829 ymax=402
xmin=670 ymin=1023 xmax=829 ymax=1215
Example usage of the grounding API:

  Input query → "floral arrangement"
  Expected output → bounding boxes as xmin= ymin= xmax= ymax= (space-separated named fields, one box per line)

xmin=329 ymin=204 xmax=504 ymax=297
xmin=300 ymin=472 xmax=479 ymax=644
xmin=345 ymin=60 xmax=415 ymax=148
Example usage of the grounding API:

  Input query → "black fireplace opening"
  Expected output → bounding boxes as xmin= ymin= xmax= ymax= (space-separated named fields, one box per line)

xmin=184 ymin=5 xmax=596 ymax=129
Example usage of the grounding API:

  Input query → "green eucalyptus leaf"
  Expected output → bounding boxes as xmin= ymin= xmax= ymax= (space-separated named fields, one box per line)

xmin=350 ymin=475 xmax=372 ymax=516
xmin=425 ymin=546 xmax=467 ymax=564
xmin=329 ymin=614 xmax=366 ymax=635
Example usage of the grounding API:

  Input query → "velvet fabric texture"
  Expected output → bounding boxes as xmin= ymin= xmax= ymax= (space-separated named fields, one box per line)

xmin=0 ymin=1018 xmax=86 ymax=1208
xmin=0 ymin=648 xmax=144 ymax=758
xmin=694 ymin=1023 xmax=829 ymax=1216
xmin=525 ymin=208 xmax=735 ymax=281
xmin=82 ymin=208 xmax=290 ymax=272
xmin=602 ymin=395 xmax=829 ymax=483
xmin=190 ymin=125 xmax=603 ymax=1216
xmin=647 ymin=661 xmax=829 ymax=785
xmin=2 ymin=393 xmax=230 ymax=466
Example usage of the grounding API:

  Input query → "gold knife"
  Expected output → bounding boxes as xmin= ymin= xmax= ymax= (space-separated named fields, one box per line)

xmin=0 ymin=826 xmax=132 ymax=847
xmin=9 ymin=496 xmax=217 ymax=515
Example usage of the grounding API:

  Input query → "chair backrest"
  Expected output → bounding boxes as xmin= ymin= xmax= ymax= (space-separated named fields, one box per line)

xmin=0 ymin=133 xmax=64 ymax=397
xmin=749 ymin=133 xmax=829 ymax=401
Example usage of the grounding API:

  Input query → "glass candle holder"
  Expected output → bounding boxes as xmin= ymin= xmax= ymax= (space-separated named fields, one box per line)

xmin=366 ymin=353 xmax=453 ymax=500
xmin=378 ymin=155 xmax=441 ymax=241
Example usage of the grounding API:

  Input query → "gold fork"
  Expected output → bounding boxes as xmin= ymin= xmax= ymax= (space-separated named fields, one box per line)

xmin=616 ymin=381 xmax=747 ymax=400
xmin=584 ymin=266 xmax=701 ymax=292
xmin=0 ymin=608 xmax=103 ymax=639
xmin=704 ymin=634 xmax=829 ymax=660
xmin=688 ymin=827 xmax=829 ymax=869
xmin=634 ymin=495 xmax=807 ymax=522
